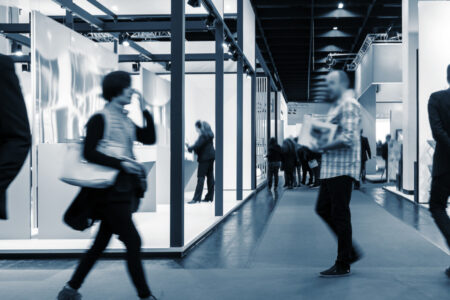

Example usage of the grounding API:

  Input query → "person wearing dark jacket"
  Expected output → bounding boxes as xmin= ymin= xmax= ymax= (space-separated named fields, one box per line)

xmin=186 ymin=121 xmax=216 ymax=204
xmin=58 ymin=71 xmax=158 ymax=300
xmin=299 ymin=146 xmax=313 ymax=185
xmin=282 ymin=139 xmax=297 ymax=189
xmin=355 ymin=130 xmax=372 ymax=189
xmin=427 ymin=65 xmax=450 ymax=278
xmin=266 ymin=137 xmax=282 ymax=189
xmin=0 ymin=54 xmax=31 ymax=220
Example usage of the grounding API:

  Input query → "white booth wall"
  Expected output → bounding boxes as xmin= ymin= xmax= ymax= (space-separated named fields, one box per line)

xmin=354 ymin=43 xmax=403 ymax=176
xmin=418 ymin=1 xmax=450 ymax=203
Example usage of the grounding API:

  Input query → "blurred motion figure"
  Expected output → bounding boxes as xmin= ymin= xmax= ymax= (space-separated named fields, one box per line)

xmin=0 ymin=54 xmax=31 ymax=220
xmin=427 ymin=65 xmax=450 ymax=278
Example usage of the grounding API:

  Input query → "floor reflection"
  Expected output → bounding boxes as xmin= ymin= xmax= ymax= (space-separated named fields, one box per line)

xmin=361 ymin=184 xmax=448 ymax=254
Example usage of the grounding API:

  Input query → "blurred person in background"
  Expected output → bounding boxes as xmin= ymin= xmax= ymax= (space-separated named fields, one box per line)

xmin=381 ymin=134 xmax=391 ymax=179
xmin=427 ymin=64 xmax=450 ymax=278
xmin=186 ymin=121 xmax=216 ymax=204
xmin=266 ymin=137 xmax=282 ymax=190
xmin=311 ymin=70 xmax=363 ymax=278
xmin=281 ymin=139 xmax=297 ymax=189
xmin=355 ymin=129 xmax=371 ymax=190
xmin=0 ymin=54 xmax=31 ymax=220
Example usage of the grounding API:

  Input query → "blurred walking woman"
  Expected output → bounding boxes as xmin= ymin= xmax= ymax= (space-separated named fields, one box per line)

xmin=186 ymin=121 xmax=216 ymax=204
xmin=58 ymin=71 xmax=158 ymax=300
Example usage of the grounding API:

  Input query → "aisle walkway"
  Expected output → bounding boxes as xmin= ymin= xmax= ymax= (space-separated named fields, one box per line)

xmin=0 ymin=186 xmax=448 ymax=299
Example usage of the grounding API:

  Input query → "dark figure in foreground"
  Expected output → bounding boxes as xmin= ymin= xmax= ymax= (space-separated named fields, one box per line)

xmin=293 ymin=137 xmax=302 ymax=187
xmin=427 ymin=65 xmax=450 ymax=278
xmin=0 ymin=54 xmax=31 ymax=220
xmin=281 ymin=139 xmax=297 ymax=189
xmin=355 ymin=129 xmax=372 ymax=190
xmin=58 ymin=71 xmax=157 ymax=300
xmin=187 ymin=121 xmax=216 ymax=204
xmin=266 ymin=137 xmax=282 ymax=189
xmin=311 ymin=70 xmax=363 ymax=277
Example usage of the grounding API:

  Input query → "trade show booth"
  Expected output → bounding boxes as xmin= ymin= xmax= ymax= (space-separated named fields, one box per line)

xmin=0 ymin=0 xmax=280 ymax=255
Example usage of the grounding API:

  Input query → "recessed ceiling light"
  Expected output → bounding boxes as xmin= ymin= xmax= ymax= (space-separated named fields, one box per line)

xmin=338 ymin=2 xmax=344 ymax=9
xmin=333 ymin=26 xmax=338 ymax=30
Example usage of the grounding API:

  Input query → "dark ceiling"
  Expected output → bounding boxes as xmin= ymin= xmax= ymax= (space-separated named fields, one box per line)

xmin=251 ymin=0 xmax=402 ymax=102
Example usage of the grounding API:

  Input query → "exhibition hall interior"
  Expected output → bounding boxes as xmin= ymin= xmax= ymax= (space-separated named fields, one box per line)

xmin=0 ymin=0 xmax=449 ymax=299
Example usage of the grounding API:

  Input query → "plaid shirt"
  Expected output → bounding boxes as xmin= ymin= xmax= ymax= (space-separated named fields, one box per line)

xmin=320 ymin=91 xmax=361 ymax=181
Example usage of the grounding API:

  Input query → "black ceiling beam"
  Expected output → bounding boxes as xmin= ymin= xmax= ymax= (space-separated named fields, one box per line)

xmin=51 ymin=0 xmax=161 ymax=64
xmin=1 ymin=33 xmax=30 ymax=47
xmin=0 ymin=20 xmax=208 ymax=33
xmin=249 ymin=0 xmax=287 ymax=99
xmin=86 ymin=0 xmax=118 ymax=20
xmin=51 ymin=0 xmax=104 ymax=29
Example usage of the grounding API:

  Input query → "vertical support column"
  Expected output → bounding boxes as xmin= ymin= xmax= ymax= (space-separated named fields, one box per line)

xmin=236 ymin=0 xmax=244 ymax=200
xmin=274 ymin=91 xmax=278 ymax=143
xmin=215 ymin=20 xmax=224 ymax=216
xmin=170 ymin=0 xmax=185 ymax=247
xmin=251 ymin=73 xmax=257 ymax=190
xmin=266 ymin=79 xmax=271 ymax=141
xmin=402 ymin=0 xmax=418 ymax=197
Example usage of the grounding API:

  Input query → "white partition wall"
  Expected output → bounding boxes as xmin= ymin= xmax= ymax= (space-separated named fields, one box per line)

xmin=31 ymin=11 xmax=118 ymax=238
xmin=418 ymin=1 xmax=450 ymax=203
xmin=243 ymin=0 xmax=256 ymax=69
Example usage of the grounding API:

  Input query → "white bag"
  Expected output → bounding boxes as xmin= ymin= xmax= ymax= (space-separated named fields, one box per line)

xmin=59 ymin=109 xmax=129 ymax=188
xmin=59 ymin=142 xmax=119 ymax=188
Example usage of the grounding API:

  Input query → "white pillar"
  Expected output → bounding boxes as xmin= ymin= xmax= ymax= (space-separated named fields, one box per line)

xmin=402 ymin=0 xmax=418 ymax=192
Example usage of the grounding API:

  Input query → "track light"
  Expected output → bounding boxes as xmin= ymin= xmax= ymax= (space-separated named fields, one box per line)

xmin=132 ymin=62 xmax=140 ymax=72
xmin=119 ymin=33 xmax=130 ymax=47
xmin=11 ymin=42 xmax=23 ymax=56
xmin=188 ymin=0 xmax=201 ymax=7
xmin=205 ymin=14 xmax=215 ymax=29
xmin=165 ymin=62 xmax=171 ymax=72
xmin=338 ymin=2 xmax=344 ymax=9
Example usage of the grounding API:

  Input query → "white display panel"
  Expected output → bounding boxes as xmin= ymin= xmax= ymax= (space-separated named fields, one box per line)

xmin=243 ymin=0 xmax=256 ymax=69
xmin=418 ymin=1 xmax=450 ymax=203
xmin=32 ymin=11 xmax=118 ymax=143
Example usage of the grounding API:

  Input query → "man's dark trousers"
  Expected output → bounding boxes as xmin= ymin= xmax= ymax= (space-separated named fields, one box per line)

xmin=429 ymin=173 xmax=450 ymax=249
xmin=316 ymin=175 xmax=354 ymax=267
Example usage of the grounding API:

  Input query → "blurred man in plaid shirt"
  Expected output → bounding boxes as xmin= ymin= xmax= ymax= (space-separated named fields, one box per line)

xmin=310 ymin=70 xmax=363 ymax=278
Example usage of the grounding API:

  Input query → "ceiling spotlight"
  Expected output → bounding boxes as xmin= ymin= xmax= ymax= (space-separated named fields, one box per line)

xmin=132 ymin=62 xmax=140 ymax=72
xmin=122 ymin=40 xmax=130 ymax=47
xmin=338 ymin=2 xmax=344 ymax=9
xmin=165 ymin=62 xmax=172 ymax=72
xmin=205 ymin=14 xmax=215 ymax=29
xmin=333 ymin=26 xmax=338 ymax=30
xmin=188 ymin=0 xmax=201 ymax=7
xmin=11 ymin=42 xmax=23 ymax=56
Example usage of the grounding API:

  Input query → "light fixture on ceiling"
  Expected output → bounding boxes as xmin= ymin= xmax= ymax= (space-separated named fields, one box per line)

xmin=205 ymin=14 xmax=215 ymax=29
xmin=122 ymin=39 xmax=130 ymax=47
xmin=132 ymin=62 xmax=140 ymax=72
xmin=333 ymin=26 xmax=338 ymax=30
xmin=188 ymin=0 xmax=201 ymax=8
xmin=338 ymin=2 xmax=344 ymax=9
xmin=11 ymin=42 xmax=23 ymax=56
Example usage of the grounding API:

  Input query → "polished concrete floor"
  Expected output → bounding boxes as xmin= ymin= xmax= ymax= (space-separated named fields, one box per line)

xmin=0 ymin=182 xmax=448 ymax=299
